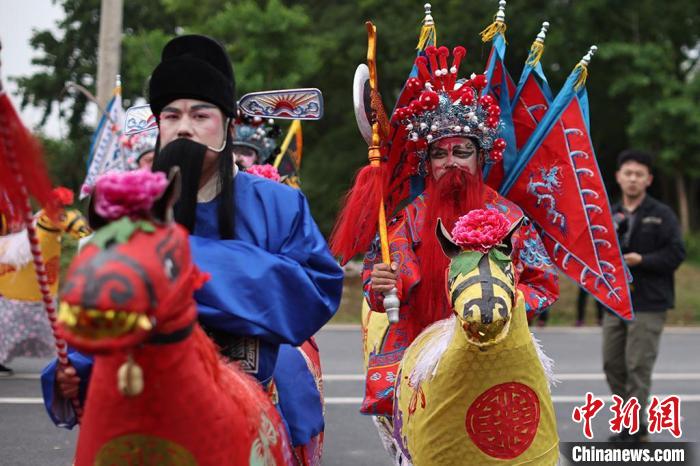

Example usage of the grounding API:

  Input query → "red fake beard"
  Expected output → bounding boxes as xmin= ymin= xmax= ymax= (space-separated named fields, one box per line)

xmin=411 ymin=166 xmax=485 ymax=334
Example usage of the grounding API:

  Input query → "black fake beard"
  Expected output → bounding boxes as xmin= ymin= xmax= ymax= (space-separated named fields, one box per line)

xmin=152 ymin=138 xmax=206 ymax=234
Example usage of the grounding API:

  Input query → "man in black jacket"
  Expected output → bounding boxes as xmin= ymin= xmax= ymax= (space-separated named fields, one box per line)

xmin=604 ymin=149 xmax=685 ymax=442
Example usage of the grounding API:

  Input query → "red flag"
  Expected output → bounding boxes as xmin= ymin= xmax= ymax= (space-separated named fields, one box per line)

xmin=505 ymin=96 xmax=632 ymax=318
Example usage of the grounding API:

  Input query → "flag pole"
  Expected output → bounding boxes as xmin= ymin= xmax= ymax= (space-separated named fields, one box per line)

xmin=273 ymin=120 xmax=301 ymax=169
xmin=365 ymin=22 xmax=400 ymax=323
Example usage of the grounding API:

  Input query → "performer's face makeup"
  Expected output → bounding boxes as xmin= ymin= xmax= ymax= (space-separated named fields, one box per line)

xmin=616 ymin=160 xmax=653 ymax=199
xmin=159 ymin=99 xmax=226 ymax=148
xmin=159 ymin=98 xmax=228 ymax=180
xmin=233 ymin=145 xmax=259 ymax=169
xmin=429 ymin=137 xmax=479 ymax=180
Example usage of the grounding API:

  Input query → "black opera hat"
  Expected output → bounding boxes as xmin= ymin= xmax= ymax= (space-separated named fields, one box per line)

xmin=149 ymin=34 xmax=236 ymax=118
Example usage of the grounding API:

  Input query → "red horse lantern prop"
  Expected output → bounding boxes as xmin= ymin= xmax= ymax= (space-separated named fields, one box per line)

xmin=57 ymin=170 xmax=293 ymax=465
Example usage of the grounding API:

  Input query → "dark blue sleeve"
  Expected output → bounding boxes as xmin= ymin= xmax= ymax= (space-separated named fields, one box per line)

xmin=191 ymin=193 xmax=343 ymax=346
xmin=274 ymin=344 xmax=324 ymax=447
xmin=40 ymin=350 xmax=93 ymax=429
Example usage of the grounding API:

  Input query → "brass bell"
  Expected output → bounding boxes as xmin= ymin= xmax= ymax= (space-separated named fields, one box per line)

xmin=117 ymin=353 xmax=144 ymax=397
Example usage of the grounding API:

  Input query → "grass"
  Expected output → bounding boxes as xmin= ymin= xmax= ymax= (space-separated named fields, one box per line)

xmin=331 ymin=263 xmax=700 ymax=326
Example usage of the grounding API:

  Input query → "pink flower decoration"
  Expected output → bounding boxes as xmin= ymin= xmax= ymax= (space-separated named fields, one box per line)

xmin=247 ymin=164 xmax=281 ymax=182
xmin=94 ymin=170 xmax=168 ymax=220
xmin=450 ymin=208 xmax=510 ymax=253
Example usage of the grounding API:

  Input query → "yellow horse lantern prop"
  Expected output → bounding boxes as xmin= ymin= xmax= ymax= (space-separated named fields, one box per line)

xmin=393 ymin=219 xmax=558 ymax=465
xmin=0 ymin=208 xmax=91 ymax=300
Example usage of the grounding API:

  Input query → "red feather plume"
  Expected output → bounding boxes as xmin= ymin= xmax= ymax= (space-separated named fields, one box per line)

xmin=0 ymin=93 xmax=59 ymax=223
xmin=329 ymin=163 xmax=386 ymax=265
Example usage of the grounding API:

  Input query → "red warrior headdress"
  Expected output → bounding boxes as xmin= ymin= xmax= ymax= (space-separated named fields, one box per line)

xmin=391 ymin=46 xmax=507 ymax=176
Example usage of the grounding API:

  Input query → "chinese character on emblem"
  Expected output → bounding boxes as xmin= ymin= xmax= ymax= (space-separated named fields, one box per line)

xmin=609 ymin=395 xmax=641 ymax=434
xmin=572 ymin=392 xmax=605 ymax=439
xmin=647 ymin=395 xmax=682 ymax=438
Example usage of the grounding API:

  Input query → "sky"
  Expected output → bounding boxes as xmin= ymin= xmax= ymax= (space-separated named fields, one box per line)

xmin=1 ymin=0 xmax=65 ymax=137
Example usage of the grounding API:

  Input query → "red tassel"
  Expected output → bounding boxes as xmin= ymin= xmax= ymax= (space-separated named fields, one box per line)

xmin=0 ymin=94 xmax=59 ymax=222
xmin=329 ymin=164 xmax=385 ymax=265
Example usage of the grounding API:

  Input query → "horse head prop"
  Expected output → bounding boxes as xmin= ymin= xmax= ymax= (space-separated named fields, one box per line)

xmin=392 ymin=209 xmax=559 ymax=465
xmin=56 ymin=169 xmax=292 ymax=466
xmin=435 ymin=215 xmax=520 ymax=348
xmin=37 ymin=205 xmax=91 ymax=240
xmin=57 ymin=170 xmax=193 ymax=353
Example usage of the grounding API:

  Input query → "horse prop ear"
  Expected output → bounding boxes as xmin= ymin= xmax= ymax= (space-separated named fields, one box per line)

xmin=151 ymin=167 xmax=182 ymax=224
xmin=497 ymin=216 xmax=525 ymax=256
xmin=436 ymin=218 xmax=462 ymax=259
xmin=87 ymin=195 xmax=109 ymax=231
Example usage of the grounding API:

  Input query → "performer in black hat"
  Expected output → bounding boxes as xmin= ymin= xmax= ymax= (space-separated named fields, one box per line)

xmin=43 ymin=34 xmax=342 ymax=462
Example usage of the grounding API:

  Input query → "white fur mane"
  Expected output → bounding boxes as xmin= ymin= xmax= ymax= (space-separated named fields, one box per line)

xmin=0 ymin=228 xmax=32 ymax=268
xmin=408 ymin=315 xmax=457 ymax=389
xmin=405 ymin=316 xmax=559 ymax=391
xmin=531 ymin=332 xmax=559 ymax=390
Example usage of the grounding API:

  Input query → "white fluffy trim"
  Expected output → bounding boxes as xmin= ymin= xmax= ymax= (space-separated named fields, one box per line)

xmin=0 ymin=229 xmax=31 ymax=268
xmin=408 ymin=315 xmax=456 ymax=389
xmin=531 ymin=332 xmax=559 ymax=390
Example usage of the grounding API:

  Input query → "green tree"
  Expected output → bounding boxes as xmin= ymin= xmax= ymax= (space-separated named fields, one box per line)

xmin=12 ymin=0 xmax=178 ymax=196
xmin=15 ymin=0 xmax=700 ymax=235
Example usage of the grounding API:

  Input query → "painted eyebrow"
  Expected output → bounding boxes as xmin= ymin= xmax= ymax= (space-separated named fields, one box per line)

xmin=160 ymin=104 xmax=218 ymax=114
xmin=161 ymin=106 xmax=182 ymax=114
xmin=190 ymin=104 xmax=218 ymax=111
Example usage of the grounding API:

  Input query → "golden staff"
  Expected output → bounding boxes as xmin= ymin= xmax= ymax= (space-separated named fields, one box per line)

xmin=365 ymin=22 xmax=399 ymax=323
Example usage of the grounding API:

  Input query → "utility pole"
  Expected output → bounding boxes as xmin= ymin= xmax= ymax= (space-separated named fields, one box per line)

xmin=95 ymin=0 xmax=123 ymax=120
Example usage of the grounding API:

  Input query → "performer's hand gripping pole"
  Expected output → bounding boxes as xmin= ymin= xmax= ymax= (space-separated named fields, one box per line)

xmin=365 ymin=22 xmax=399 ymax=323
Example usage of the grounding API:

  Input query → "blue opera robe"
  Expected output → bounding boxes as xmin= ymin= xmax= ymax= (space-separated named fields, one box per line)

xmin=41 ymin=172 xmax=343 ymax=443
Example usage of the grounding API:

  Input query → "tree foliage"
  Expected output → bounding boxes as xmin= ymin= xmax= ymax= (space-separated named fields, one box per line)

xmin=14 ymin=0 xmax=700 ymax=233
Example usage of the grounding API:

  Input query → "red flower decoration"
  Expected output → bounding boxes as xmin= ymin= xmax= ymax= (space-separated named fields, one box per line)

xmin=94 ymin=170 xmax=168 ymax=220
xmin=408 ymin=100 xmax=422 ymax=114
xmin=451 ymin=208 xmax=510 ymax=254
xmin=487 ymin=105 xmax=501 ymax=118
xmin=460 ymin=87 xmax=476 ymax=105
xmin=419 ymin=91 xmax=439 ymax=110
xmin=486 ymin=116 xmax=500 ymax=128
xmin=405 ymin=77 xmax=424 ymax=95
xmin=247 ymin=164 xmax=281 ymax=182
xmin=490 ymin=150 xmax=504 ymax=163
xmin=479 ymin=95 xmax=495 ymax=108
xmin=471 ymin=74 xmax=488 ymax=90
xmin=52 ymin=187 xmax=74 ymax=206
xmin=392 ymin=107 xmax=409 ymax=122
xmin=493 ymin=138 xmax=507 ymax=151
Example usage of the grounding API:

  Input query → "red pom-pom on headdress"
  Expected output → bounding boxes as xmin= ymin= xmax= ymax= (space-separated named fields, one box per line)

xmin=52 ymin=187 xmax=74 ymax=206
